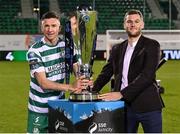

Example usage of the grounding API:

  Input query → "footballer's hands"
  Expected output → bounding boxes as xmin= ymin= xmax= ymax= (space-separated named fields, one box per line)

xmin=69 ymin=75 xmax=92 ymax=93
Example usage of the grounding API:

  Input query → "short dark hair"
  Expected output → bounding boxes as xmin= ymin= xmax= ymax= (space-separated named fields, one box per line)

xmin=41 ymin=11 xmax=60 ymax=21
xmin=68 ymin=11 xmax=77 ymax=19
xmin=124 ymin=9 xmax=143 ymax=21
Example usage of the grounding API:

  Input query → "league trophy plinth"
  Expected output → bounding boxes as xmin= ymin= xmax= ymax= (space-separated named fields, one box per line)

xmin=69 ymin=9 xmax=99 ymax=102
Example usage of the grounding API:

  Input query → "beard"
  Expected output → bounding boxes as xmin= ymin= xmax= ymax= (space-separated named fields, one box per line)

xmin=126 ymin=30 xmax=141 ymax=38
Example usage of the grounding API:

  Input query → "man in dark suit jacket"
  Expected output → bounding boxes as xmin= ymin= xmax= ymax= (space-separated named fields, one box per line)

xmin=92 ymin=9 xmax=164 ymax=133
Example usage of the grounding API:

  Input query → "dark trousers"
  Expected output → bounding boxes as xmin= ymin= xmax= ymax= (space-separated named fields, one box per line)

xmin=126 ymin=107 xmax=162 ymax=133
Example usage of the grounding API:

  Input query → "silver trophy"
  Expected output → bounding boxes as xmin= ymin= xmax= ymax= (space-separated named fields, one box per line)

xmin=69 ymin=9 xmax=99 ymax=101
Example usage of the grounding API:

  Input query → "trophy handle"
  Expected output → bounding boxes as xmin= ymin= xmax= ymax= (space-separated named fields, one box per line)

xmin=89 ymin=33 xmax=97 ymax=73
xmin=65 ymin=20 xmax=74 ymax=84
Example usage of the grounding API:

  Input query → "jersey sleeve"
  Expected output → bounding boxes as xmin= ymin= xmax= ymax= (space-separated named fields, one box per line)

xmin=26 ymin=48 xmax=45 ymax=78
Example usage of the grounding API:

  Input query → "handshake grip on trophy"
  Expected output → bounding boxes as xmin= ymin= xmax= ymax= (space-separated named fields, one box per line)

xmin=66 ymin=8 xmax=99 ymax=101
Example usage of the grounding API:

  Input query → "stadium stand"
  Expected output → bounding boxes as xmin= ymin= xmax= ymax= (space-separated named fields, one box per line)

xmin=0 ymin=0 xmax=39 ymax=34
xmin=0 ymin=0 xmax=178 ymax=34
xmin=57 ymin=0 xmax=176 ymax=33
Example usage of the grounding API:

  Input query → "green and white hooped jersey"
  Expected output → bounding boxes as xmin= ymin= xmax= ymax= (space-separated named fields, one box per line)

xmin=27 ymin=37 xmax=67 ymax=114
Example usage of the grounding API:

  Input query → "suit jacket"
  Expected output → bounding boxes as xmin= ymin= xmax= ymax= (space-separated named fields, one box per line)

xmin=92 ymin=35 xmax=164 ymax=113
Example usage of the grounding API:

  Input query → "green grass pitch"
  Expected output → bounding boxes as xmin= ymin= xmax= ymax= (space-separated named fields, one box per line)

xmin=0 ymin=60 xmax=180 ymax=132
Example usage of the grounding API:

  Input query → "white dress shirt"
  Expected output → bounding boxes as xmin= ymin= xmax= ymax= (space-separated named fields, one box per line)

xmin=121 ymin=41 xmax=137 ymax=90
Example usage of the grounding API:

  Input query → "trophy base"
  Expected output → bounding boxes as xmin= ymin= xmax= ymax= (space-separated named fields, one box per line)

xmin=69 ymin=92 xmax=101 ymax=102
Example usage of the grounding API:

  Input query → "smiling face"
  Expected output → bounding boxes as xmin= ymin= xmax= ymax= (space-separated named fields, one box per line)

xmin=41 ymin=18 xmax=61 ymax=45
xmin=124 ymin=11 xmax=144 ymax=38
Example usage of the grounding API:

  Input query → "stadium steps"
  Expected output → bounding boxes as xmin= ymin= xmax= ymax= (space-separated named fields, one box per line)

xmin=146 ymin=0 xmax=167 ymax=19
xmin=21 ymin=0 xmax=34 ymax=18
xmin=49 ymin=0 xmax=61 ymax=15
xmin=159 ymin=0 xmax=178 ymax=20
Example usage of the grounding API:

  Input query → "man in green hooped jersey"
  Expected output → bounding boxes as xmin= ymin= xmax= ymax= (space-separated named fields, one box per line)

xmin=26 ymin=11 xmax=91 ymax=133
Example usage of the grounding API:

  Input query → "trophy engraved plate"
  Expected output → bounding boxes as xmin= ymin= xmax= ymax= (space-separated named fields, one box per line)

xmin=69 ymin=7 xmax=99 ymax=102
